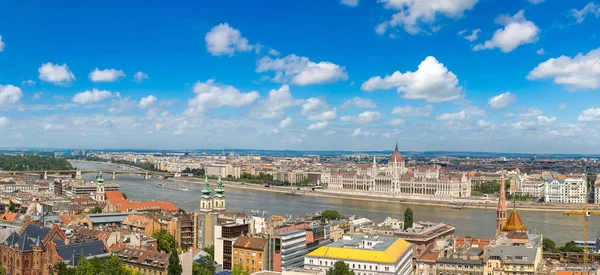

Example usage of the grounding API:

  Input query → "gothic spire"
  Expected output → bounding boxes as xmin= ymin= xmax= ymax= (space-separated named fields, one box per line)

xmin=395 ymin=140 xmax=398 ymax=151
xmin=201 ymin=176 xmax=211 ymax=199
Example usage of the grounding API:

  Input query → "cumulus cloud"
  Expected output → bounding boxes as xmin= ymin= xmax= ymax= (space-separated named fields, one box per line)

xmin=536 ymin=48 xmax=545 ymax=55
xmin=139 ymin=95 xmax=157 ymax=108
xmin=38 ymin=63 xmax=76 ymax=85
xmin=0 ymin=117 xmax=8 ymax=128
xmin=350 ymin=128 xmax=376 ymax=137
xmin=512 ymin=115 xmax=556 ymax=130
xmin=279 ymin=117 xmax=292 ymax=128
xmin=341 ymin=111 xmax=384 ymax=124
xmin=134 ymin=71 xmax=148 ymax=83
xmin=341 ymin=0 xmax=359 ymax=6
xmin=340 ymin=97 xmax=377 ymax=109
xmin=0 ymin=85 xmax=23 ymax=106
xmin=459 ymin=29 xmax=480 ymax=41
xmin=389 ymin=118 xmax=406 ymax=126
xmin=527 ymin=48 xmax=600 ymax=90
xmin=377 ymin=0 xmax=478 ymax=34
xmin=571 ymin=2 xmax=600 ymax=23
xmin=436 ymin=106 xmax=484 ymax=121
xmin=488 ymin=92 xmax=516 ymax=109
xmin=518 ymin=107 xmax=543 ymax=117
xmin=186 ymin=79 xmax=260 ymax=115
xmin=205 ymin=23 xmax=254 ymax=56
xmin=391 ymin=105 xmax=434 ymax=117
xmin=473 ymin=10 xmax=539 ymax=53
xmin=22 ymin=79 xmax=36 ymax=87
xmin=301 ymin=98 xmax=337 ymax=121
xmin=0 ymin=35 xmax=4 ymax=52
xmin=72 ymin=89 xmax=114 ymax=104
xmin=256 ymin=54 xmax=348 ymax=86
xmin=578 ymin=108 xmax=600 ymax=121
xmin=307 ymin=121 xmax=329 ymax=130
xmin=251 ymin=85 xmax=302 ymax=119
xmin=361 ymin=56 xmax=463 ymax=102
xmin=89 ymin=68 xmax=125 ymax=82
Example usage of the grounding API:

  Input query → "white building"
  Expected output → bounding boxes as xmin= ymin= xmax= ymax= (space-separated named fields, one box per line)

xmin=304 ymin=235 xmax=413 ymax=275
xmin=206 ymin=164 xmax=241 ymax=178
xmin=544 ymin=174 xmax=587 ymax=204
xmin=595 ymin=179 xmax=600 ymax=204
xmin=520 ymin=180 xmax=544 ymax=198
xmin=324 ymin=144 xmax=471 ymax=199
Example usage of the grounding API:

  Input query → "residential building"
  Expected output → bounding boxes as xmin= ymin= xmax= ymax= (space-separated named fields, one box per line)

xmin=105 ymin=191 xmax=178 ymax=214
xmin=395 ymin=221 xmax=455 ymax=258
xmin=520 ymin=180 xmax=544 ymax=198
xmin=544 ymin=174 xmax=587 ymax=204
xmin=112 ymin=246 xmax=169 ymax=275
xmin=207 ymin=164 xmax=241 ymax=178
xmin=233 ymin=236 xmax=269 ymax=273
xmin=271 ymin=229 xmax=307 ymax=272
xmin=215 ymin=222 xmax=249 ymax=270
xmin=304 ymin=234 xmax=413 ymax=275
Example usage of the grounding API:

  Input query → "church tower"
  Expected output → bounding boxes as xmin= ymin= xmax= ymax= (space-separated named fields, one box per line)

xmin=95 ymin=171 xmax=106 ymax=202
xmin=213 ymin=176 xmax=226 ymax=211
xmin=200 ymin=176 xmax=213 ymax=212
xmin=496 ymin=173 xmax=508 ymax=236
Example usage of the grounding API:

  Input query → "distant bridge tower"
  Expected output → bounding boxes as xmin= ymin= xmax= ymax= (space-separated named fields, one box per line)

xmin=75 ymin=170 xmax=83 ymax=180
xmin=112 ymin=171 xmax=116 ymax=180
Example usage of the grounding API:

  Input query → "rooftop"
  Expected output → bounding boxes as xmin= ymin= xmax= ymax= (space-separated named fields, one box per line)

xmin=306 ymin=235 xmax=412 ymax=264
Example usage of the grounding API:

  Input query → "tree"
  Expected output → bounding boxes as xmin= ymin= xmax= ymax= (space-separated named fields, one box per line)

xmin=153 ymin=229 xmax=178 ymax=253
xmin=555 ymin=241 xmax=584 ymax=253
xmin=0 ymin=264 xmax=6 ymax=275
xmin=8 ymin=200 xmax=16 ymax=212
xmin=100 ymin=255 xmax=125 ymax=275
xmin=54 ymin=262 xmax=75 ymax=275
xmin=168 ymin=251 xmax=183 ymax=275
xmin=89 ymin=206 xmax=103 ymax=214
xmin=326 ymin=261 xmax=355 ymax=275
xmin=203 ymin=245 xmax=215 ymax=261
xmin=321 ymin=210 xmax=341 ymax=221
xmin=122 ymin=192 xmax=128 ymax=199
xmin=543 ymin=237 xmax=556 ymax=252
xmin=232 ymin=263 xmax=250 ymax=275
xmin=179 ymin=208 xmax=186 ymax=214
xmin=193 ymin=255 xmax=216 ymax=275
xmin=404 ymin=208 xmax=413 ymax=230
xmin=75 ymin=256 xmax=96 ymax=275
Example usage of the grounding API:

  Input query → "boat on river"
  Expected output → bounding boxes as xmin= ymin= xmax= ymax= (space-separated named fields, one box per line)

xmin=287 ymin=190 xmax=305 ymax=196
xmin=157 ymin=182 xmax=188 ymax=191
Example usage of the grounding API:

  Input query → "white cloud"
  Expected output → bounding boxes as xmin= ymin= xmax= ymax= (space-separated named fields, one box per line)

xmin=536 ymin=48 xmax=545 ymax=55
xmin=389 ymin=118 xmax=406 ymax=126
xmin=108 ymin=97 xmax=136 ymax=114
xmin=268 ymin=48 xmax=280 ymax=56
xmin=22 ymin=79 xmax=36 ymax=87
xmin=307 ymin=121 xmax=329 ymax=130
xmin=341 ymin=111 xmax=384 ymax=124
xmin=256 ymin=54 xmax=348 ymax=86
xmin=350 ymin=128 xmax=376 ymax=137
xmin=251 ymin=85 xmax=302 ymax=119
xmin=0 ymin=117 xmax=9 ymax=128
xmin=504 ymin=112 xmax=515 ymax=119
xmin=391 ymin=105 xmax=434 ymax=117
xmin=488 ymin=92 xmax=516 ymax=109
xmin=139 ymin=95 xmax=157 ymax=108
xmin=527 ymin=48 xmax=600 ymax=90
xmin=377 ymin=0 xmax=478 ymax=34
xmin=33 ymin=92 xmax=43 ymax=99
xmin=279 ymin=117 xmax=292 ymax=128
xmin=72 ymin=89 xmax=113 ymax=104
xmin=473 ymin=10 xmax=539 ymax=53
xmin=459 ymin=29 xmax=480 ymax=41
xmin=361 ymin=56 xmax=463 ymax=102
xmin=578 ymin=108 xmax=600 ymax=121
xmin=0 ymin=35 xmax=4 ymax=52
xmin=512 ymin=115 xmax=556 ymax=130
xmin=205 ymin=23 xmax=254 ymax=56
xmin=571 ymin=2 xmax=600 ymax=23
xmin=301 ymin=98 xmax=337 ymax=121
xmin=186 ymin=79 xmax=260 ymax=114
xmin=436 ymin=110 xmax=468 ymax=121
xmin=341 ymin=0 xmax=359 ymax=6
xmin=38 ymin=63 xmax=76 ymax=85
xmin=89 ymin=68 xmax=125 ymax=82
xmin=375 ymin=22 xmax=389 ymax=35
xmin=518 ymin=107 xmax=543 ymax=117
xmin=529 ymin=0 xmax=545 ymax=3
xmin=340 ymin=97 xmax=377 ymax=109
xmin=0 ymin=85 xmax=23 ymax=106
xmin=558 ymin=103 xmax=567 ymax=110
xmin=133 ymin=71 xmax=148 ymax=83
xmin=475 ymin=119 xmax=491 ymax=128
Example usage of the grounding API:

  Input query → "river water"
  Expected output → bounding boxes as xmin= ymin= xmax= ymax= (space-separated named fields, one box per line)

xmin=70 ymin=161 xmax=596 ymax=245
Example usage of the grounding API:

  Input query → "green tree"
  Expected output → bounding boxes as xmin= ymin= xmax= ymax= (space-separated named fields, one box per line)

xmin=326 ymin=261 xmax=356 ymax=275
xmin=193 ymin=255 xmax=216 ymax=275
xmin=543 ymin=237 xmax=556 ymax=252
xmin=231 ymin=263 xmax=250 ymax=275
xmin=100 ymin=255 xmax=125 ymax=275
xmin=54 ymin=262 xmax=75 ymax=275
xmin=122 ymin=192 xmax=128 ymax=199
xmin=0 ymin=264 xmax=6 ymax=275
xmin=8 ymin=200 xmax=16 ymax=212
xmin=178 ymin=208 xmax=186 ymax=214
xmin=89 ymin=206 xmax=103 ymax=214
xmin=75 ymin=256 xmax=97 ymax=275
xmin=404 ymin=208 xmax=413 ymax=230
xmin=168 ymin=251 xmax=183 ymax=275
xmin=321 ymin=210 xmax=341 ymax=221
xmin=153 ymin=229 xmax=178 ymax=253
xmin=555 ymin=241 xmax=584 ymax=253
xmin=203 ymin=245 xmax=215 ymax=261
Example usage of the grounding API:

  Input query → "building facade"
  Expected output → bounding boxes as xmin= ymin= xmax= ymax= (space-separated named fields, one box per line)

xmin=232 ymin=236 xmax=269 ymax=273
xmin=324 ymin=144 xmax=471 ymax=199
xmin=271 ymin=229 xmax=307 ymax=272
xmin=544 ymin=175 xmax=587 ymax=204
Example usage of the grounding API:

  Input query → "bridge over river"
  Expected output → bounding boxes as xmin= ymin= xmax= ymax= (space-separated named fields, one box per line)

xmin=0 ymin=169 xmax=175 ymax=180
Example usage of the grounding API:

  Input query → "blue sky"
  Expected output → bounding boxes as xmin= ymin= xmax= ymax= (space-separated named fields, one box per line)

xmin=0 ymin=0 xmax=599 ymax=153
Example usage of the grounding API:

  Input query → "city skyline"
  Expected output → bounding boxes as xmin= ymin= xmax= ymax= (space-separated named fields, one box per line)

xmin=1 ymin=1 xmax=600 ymax=153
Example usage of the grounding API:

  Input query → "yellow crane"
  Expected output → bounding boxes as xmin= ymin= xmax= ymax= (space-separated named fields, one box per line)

xmin=562 ymin=191 xmax=600 ymax=270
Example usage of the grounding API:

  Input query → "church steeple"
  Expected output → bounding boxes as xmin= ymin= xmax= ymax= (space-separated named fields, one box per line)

xmin=201 ymin=176 xmax=212 ymax=199
xmin=200 ymin=176 xmax=213 ymax=212
xmin=96 ymin=170 xmax=104 ymax=184
xmin=395 ymin=140 xmax=399 ymax=151
xmin=496 ymin=172 xmax=508 ymax=236
xmin=213 ymin=176 xmax=226 ymax=211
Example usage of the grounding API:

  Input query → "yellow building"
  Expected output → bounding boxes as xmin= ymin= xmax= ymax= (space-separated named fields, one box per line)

xmin=232 ymin=236 xmax=269 ymax=273
xmin=304 ymin=235 xmax=413 ymax=275
xmin=113 ymin=246 xmax=169 ymax=275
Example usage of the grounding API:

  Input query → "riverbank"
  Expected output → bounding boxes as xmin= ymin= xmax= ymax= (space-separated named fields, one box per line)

xmin=167 ymin=176 xmax=596 ymax=213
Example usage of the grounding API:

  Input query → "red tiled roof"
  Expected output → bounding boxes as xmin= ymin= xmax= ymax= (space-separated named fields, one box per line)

xmin=106 ymin=191 xmax=178 ymax=212
xmin=233 ymin=236 xmax=267 ymax=251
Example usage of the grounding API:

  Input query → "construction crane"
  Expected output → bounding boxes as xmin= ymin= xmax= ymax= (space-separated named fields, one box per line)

xmin=562 ymin=190 xmax=600 ymax=271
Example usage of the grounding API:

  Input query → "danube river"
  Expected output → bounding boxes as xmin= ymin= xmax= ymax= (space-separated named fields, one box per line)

xmin=70 ymin=161 xmax=596 ymax=245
